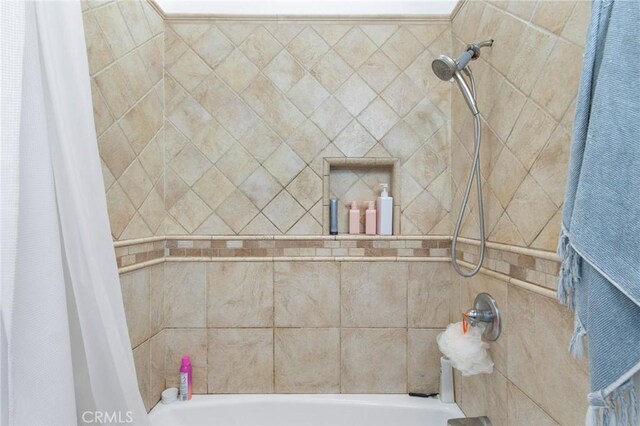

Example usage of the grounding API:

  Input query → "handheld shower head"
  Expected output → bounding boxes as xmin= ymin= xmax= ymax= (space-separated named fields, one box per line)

xmin=431 ymin=50 xmax=474 ymax=82
xmin=431 ymin=39 xmax=494 ymax=81
xmin=431 ymin=39 xmax=494 ymax=116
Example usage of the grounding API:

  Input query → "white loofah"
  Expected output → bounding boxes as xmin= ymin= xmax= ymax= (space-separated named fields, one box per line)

xmin=437 ymin=322 xmax=494 ymax=376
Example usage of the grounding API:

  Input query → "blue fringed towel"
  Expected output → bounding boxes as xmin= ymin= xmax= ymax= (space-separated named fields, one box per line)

xmin=559 ymin=1 xmax=640 ymax=425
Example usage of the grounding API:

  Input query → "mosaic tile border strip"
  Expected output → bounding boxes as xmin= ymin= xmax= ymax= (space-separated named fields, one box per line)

xmin=115 ymin=238 xmax=165 ymax=268
xmin=454 ymin=238 xmax=560 ymax=291
xmin=166 ymin=235 xmax=450 ymax=259
xmin=113 ymin=234 xmax=562 ymax=297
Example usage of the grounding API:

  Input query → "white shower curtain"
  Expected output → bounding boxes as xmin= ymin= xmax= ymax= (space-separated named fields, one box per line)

xmin=1 ymin=1 xmax=148 ymax=425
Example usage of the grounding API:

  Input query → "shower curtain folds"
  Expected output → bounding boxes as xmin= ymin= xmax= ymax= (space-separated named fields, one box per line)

xmin=1 ymin=1 xmax=148 ymax=424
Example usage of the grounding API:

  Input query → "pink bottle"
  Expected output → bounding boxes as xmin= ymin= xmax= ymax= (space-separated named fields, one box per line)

xmin=179 ymin=355 xmax=192 ymax=400
xmin=349 ymin=201 xmax=360 ymax=234
xmin=365 ymin=201 xmax=376 ymax=235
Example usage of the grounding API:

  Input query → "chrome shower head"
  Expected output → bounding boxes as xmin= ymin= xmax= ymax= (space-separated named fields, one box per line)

xmin=432 ymin=39 xmax=494 ymax=115
xmin=432 ymin=55 xmax=458 ymax=81
xmin=431 ymin=39 xmax=494 ymax=81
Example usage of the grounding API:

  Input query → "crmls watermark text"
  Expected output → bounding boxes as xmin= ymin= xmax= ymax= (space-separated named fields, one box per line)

xmin=81 ymin=411 xmax=133 ymax=424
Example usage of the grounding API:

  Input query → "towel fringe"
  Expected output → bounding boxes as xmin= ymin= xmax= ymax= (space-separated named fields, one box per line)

xmin=586 ymin=380 xmax=638 ymax=426
xmin=557 ymin=230 xmax=581 ymax=311
xmin=569 ymin=314 xmax=587 ymax=358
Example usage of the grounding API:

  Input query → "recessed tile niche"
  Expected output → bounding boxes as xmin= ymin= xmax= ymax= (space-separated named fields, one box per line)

xmin=323 ymin=158 xmax=400 ymax=235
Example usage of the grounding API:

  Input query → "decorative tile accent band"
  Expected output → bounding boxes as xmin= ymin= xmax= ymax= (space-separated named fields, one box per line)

xmin=113 ymin=235 xmax=561 ymax=294
xmin=115 ymin=239 xmax=165 ymax=268
xmin=454 ymin=239 xmax=560 ymax=291
xmin=115 ymin=235 xmax=451 ymax=268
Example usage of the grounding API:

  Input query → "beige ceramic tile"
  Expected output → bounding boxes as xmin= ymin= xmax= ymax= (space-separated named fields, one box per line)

xmin=215 ymin=144 xmax=259 ymax=187
xmin=286 ymin=167 xmax=322 ymax=210
xmin=163 ymin=262 xmax=206 ymax=327
xmin=274 ymin=262 xmax=340 ymax=327
xmin=207 ymin=262 xmax=273 ymax=327
xmin=507 ymin=26 xmax=557 ymax=96
xmin=380 ymin=27 xmax=423 ymax=70
xmin=168 ymin=190 xmax=212 ymax=233
xmin=263 ymin=143 xmax=306 ymax=187
xmin=529 ymin=127 xmax=571 ymax=207
xmin=148 ymin=263 xmax=164 ymax=335
xmin=507 ymin=286 xmax=589 ymax=426
xmin=238 ymin=26 xmax=282 ymax=69
xmin=487 ymin=147 xmax=527 ymax=209
xmin=120 ymin=269 xmax=150 ymax=348
xmin=287 ymin=74 xmax=330 ymax=117
xmin=239 ymin=167 xmax=283 ymax=210
xmin=341 ymin=328 xmax=407 ymax=393
xmin=530 ymin=39 xmax=584 ymax=120
xmin=361 ymin=24 xmax=398 ymax=47
xmin=169 ymin=143 xmax=212 ymax=187
xmin=459 ymin=369 xmax=508 ymax=426
xmin=357 ymin=50 xmax=401 ymax=93
xmin=403 ymin=190 xmax=447 ymax=235
xmin=92 ymin=2 xmax=135 ymax=58
xmin=264 ymin=51 xmax=305 ymax=92
xmin=531 ymin=1 xmax=576 ymax=35
xmin=507 ymin=382 xmax=558 ymax=426
xmin=285 ymin=120 xmax=329 ymax=164
xmin=90 ymin=80 xmax=114 ymax=136
xmin=334 ymin=27 xmax=377 ymax=69
xmin=98 ymin=124 xmax=136 ymax=179
xmin=168 ymin=49 xmax=212 ymax=92
xmin=407 ymin=263 xmax=451 ymax=328
xmin=312 ymin=24 xmax=352 ymax=46
xmin=214 ymin=49 xmax=259 ymax=92
xmin=149 ymin=331 xmax=165 ymax=408
xmin=83 ymin=11 xmax=114 ymax=75
xmin=381 ymin=73 xmax=423 ymax=117
xmin=238 ymin=121 xmax=282 ymax=163
xmin=192 ymin=167 xmax=236 ymax=211
xmin=263 ymin=190 xmax=306 ymax=233
xmin=489 ymin=212 xmax=526 ymax=247
xmin=487 ymin=81 xmax=526 ymax=143
xmin=133 ymin=340 xmax=151 ymax=411
xmin=287 ymin=27 xmax=330 ymax=69
xmin=191 ymin=26 xmax=234 ymax=68
xmin=333 ymin=121 xmax=377 ymax=158
xmin=561 ymin=1 xmax=591 ymax=47
xmin=168 ymin=94 xmax=213 ymax=140
xmin=275 ymin=328 xmax=340 ymax=393
xmin=311 ymin=97 xmax=353 ymax=140
xmin=335 ymin=74 xmax=377 ymax=116
xmin=505 ymin=175 xmax=557 ymax=245
xmin=531 ymin=208 xmax=562 ymax=252
xmin=164 ymin=328 xmax=208 ymax=393
xmin=310 ymin=50 xmax=354 ymax=93
xmin=357 ymin=98 xmax=399 ymax=140
xmin=407 ymin=329 xmax=442 ymax=394
xmin=341 ymin=263 xmax=407 ymax=327
xmin=506 ymin=101 xmax=557 ymax=170
xmin=106 ymin=183 xmax=136 ymax=239
xmin=215 ymin=189 xmax=259 ymax=233
xmin=208 ymin=328 xmax=274 ymax=393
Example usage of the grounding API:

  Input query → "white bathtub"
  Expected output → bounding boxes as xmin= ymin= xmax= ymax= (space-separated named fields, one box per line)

xmin=148 ymin=394 xmax=464 ymax=426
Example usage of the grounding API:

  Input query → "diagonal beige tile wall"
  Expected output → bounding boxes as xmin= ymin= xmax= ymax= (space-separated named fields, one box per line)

xmin=450 ymin=1 xmax=592 ymax=425
xmin=450 ymin=0 xmax=590 ymax=252
xmin=82 ymin=0 xmax=165 ymax=241
xmin=162 ymin=20 xmax=452 ymax=235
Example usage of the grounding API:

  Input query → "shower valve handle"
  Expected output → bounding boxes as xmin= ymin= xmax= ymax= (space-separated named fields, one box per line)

xmin=463 ymin=308 xmax=494 ymax=327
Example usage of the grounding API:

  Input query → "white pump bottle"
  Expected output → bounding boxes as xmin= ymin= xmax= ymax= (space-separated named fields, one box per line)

xmin=376 ymin=183 xmax=393 ymax=235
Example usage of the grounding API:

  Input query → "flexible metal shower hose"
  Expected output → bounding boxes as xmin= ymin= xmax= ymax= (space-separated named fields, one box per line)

xmin=451 ymin=69 xmax=485 ymax=277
